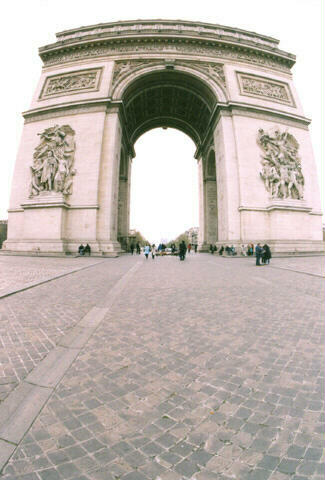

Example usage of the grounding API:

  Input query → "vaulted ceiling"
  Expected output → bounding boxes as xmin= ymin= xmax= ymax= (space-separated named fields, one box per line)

xmin=122 ymin=70 xmax=217 ymax=148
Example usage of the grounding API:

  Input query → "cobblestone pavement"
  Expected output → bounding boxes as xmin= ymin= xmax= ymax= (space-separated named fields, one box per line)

xmin=0 ymin=256 xmax=104 ymax=296
xmin=270 ymin=257 xmax=325 ymax=277
xmin=0 ymin=254 xmax=324 ymax=479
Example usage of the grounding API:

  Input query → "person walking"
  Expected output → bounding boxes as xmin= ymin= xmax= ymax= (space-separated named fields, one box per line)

xmin=179 ymin=240 xmax=187 ymax=261
xmin=255 ymin=243 xmax=264 ymax=266
xmin=187 ymin=243 xmax=192 ymax=254
xmin=144 ymin=244 xmax=150 ymax=259
xmin=262 ymin=244 xmax=272 ymax=264
xmin=194 ymin=244 xmax=198 ymax=253
xmin=136 ymin=242 xmax=141 ymax=254
xmin=151 ymin=244 xmax=156 ymax=260
xmin=130 ymin=243 xmax=135 ymax=255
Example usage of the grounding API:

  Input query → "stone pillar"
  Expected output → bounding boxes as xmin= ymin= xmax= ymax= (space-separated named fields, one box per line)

xmin=205 ymin=179 xmax=218 ymax=244
xmin=96 ymin=107 xmax=123 ymax=253
xmin=197 ymin=157 xmax=206 ymax=248
xmin=213 ymin=115 xmax=241 ymax=242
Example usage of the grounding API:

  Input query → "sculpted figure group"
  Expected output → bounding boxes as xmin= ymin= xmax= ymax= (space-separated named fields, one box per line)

xmin=258 ymin=128 xmax=304 ymax=200
xmin=29 ymin=125 xmax=76 ymax=197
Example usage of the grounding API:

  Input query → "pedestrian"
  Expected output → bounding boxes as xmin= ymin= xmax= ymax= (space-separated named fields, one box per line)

xmin=219 ymin=245 xmax=224 ymax=255
xmin=187 ymin=243 xmax=192 ymax=254
xmin=247 ymin=243 xmax=254 ymax=256
xmin=136 ymin=242 xmax=141 ymax=254
xmin=194 ymin=244 xmax=198 ymax=253
xmin=130 ymin=243 xmax=135 ymax=255
xmin=151 ymin=244 xmax=156 ymax=260
xmin=84 ymin=243 xmax=91 ymax=256
xmin=144 ymin=244 xmax=150 ymax=259
xmin=255 ymin=243 xmax=264 ymax=266
xmin=78 ymin=244 xmax=85 ymax=255
xmin=262 ymin=244 xmax=272 ymax=264
xmin=240 ymin=244 xmax=247 ymax=256
xmin=179 ymin=240 xmax=186 ymax=261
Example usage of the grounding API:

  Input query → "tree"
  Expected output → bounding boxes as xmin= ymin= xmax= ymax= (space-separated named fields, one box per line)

xmin=130 ymin=230 xmax=150 ymax=246
xmin=168 ymin=231 xmax=188 ymax=247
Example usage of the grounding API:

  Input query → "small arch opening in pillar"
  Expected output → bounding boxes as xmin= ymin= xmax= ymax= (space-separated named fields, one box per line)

xmin=129 ymin=128 xmax=198 ymax=244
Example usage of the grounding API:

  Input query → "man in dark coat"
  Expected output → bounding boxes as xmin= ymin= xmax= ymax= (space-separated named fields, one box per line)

xmin=179 ymin=240 xmax=187 ymax=261
xmin=255 ymin=243 xmax=264 ymax=266
xmin=262 ymin=244 xmax=272 ymax=264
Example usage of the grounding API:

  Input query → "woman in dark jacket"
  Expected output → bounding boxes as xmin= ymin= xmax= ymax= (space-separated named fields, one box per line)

xmin=262 ymin=244 xmax=272 ymax=264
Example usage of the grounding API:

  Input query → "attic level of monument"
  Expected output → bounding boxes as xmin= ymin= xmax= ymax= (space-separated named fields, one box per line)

xmin=39 ymin=20 xmax=295 ymax=72
xmin=4 ymin=19 xmax=323 ymax=255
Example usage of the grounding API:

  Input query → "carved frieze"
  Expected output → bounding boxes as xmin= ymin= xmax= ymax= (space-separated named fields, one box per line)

xmin=257 ymin=128 xmax=304 ymax=200
xmin=112 ymin=59 xmax=226 ymax=92
xmin=237 ymin=72 xmax=294 ymax=106
xmin=29 ymin=125 xmax=76 ymax=197
xmin=40 ymin=68 xmax=102 ymax=99
xmin=41 ymin=40 xmax=291 ymax=73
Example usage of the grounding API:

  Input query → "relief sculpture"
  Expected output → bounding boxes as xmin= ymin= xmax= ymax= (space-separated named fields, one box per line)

xmin=29 ymin=125 xmax=76 ymax=197
xmin=258 ymin=128 xmax=304 ymax=200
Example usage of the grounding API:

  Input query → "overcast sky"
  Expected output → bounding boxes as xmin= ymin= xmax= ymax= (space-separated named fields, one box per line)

xmin=0 ymin=0 xmax=323 ymax=244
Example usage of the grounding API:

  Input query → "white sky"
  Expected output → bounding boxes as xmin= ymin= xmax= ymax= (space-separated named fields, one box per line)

xmin=0 ymin=0 xmax=323 ymax=244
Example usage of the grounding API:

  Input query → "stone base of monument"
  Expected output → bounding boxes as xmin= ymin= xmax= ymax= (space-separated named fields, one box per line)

xmin=1 ymin=239 xmax=123 ymax=257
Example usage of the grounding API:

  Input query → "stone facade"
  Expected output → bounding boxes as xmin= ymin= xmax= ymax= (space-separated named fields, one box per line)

xmin=4 ymin=19 xmax=324 ymax=254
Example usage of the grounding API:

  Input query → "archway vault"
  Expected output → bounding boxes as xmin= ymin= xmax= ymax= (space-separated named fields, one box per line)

xmin=113 ymin=65 xmax=225 ymax=154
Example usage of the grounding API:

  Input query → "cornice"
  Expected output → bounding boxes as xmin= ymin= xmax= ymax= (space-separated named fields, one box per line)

xmin=39 ymin=22 xmax=295 ymax=73
xmin=54 ymin=19 xmax=280 ymax=49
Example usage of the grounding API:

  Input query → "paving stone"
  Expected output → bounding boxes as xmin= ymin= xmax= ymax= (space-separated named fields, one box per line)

xmin=175 ymin=458 xmax=200 ymax=476
xmin=38 ymin=468 xmax=62 ymax=480
xmin=304 ymin=447 xmax=323 ymax=461
xmin=277 ymin=458 xmax=300 ymax=474
xmin=258 ymin=455 xmax=280 ymax=470
xmin=286 ymin=444 xmax=306 ymax=459
xmin=188 ymin=449 xmax=213 ymax=466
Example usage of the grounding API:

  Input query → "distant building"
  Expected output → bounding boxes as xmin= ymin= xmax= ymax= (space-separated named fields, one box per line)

xmin=0 ymin=220 xmax=8 ymax=248
xmin=186 ymin=227 xmax=199 ymax=245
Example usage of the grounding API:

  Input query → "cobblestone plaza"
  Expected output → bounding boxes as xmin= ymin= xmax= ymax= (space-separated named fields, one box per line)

xmin=0 ymin=254 xmax=324 ymax=479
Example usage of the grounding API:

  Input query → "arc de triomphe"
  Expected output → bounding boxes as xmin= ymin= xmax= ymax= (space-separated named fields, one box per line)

xmin=4 ymin=20 xmax=323 ymax=254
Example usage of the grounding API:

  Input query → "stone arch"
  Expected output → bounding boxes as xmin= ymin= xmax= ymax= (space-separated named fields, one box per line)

xmin=112 ymin=62 xmax=228 ymax=105
xmin=4 ymin=19 xmax=323 ymax=255
xmin=117 ymin=68 xmax=220 ymax=156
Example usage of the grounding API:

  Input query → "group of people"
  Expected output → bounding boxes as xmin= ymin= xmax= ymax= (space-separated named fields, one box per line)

xmin=138 ymin=240 xmax=196 ymax=261
xmin=209 ymin=242 xmax=272 ymax=266
xmin=130 ymin=243 xmax=141 ymax=255
xmin=255 ymin=243 xmax=272 ymax=266
xmin=78 ymin=243 xmax=91 ymax=256
xmin=132 ymin=240 xmax=271 ymax=266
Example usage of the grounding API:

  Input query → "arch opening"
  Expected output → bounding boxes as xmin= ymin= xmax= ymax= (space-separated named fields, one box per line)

xmin=120 ymin=127 xmax=199 ymax=245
